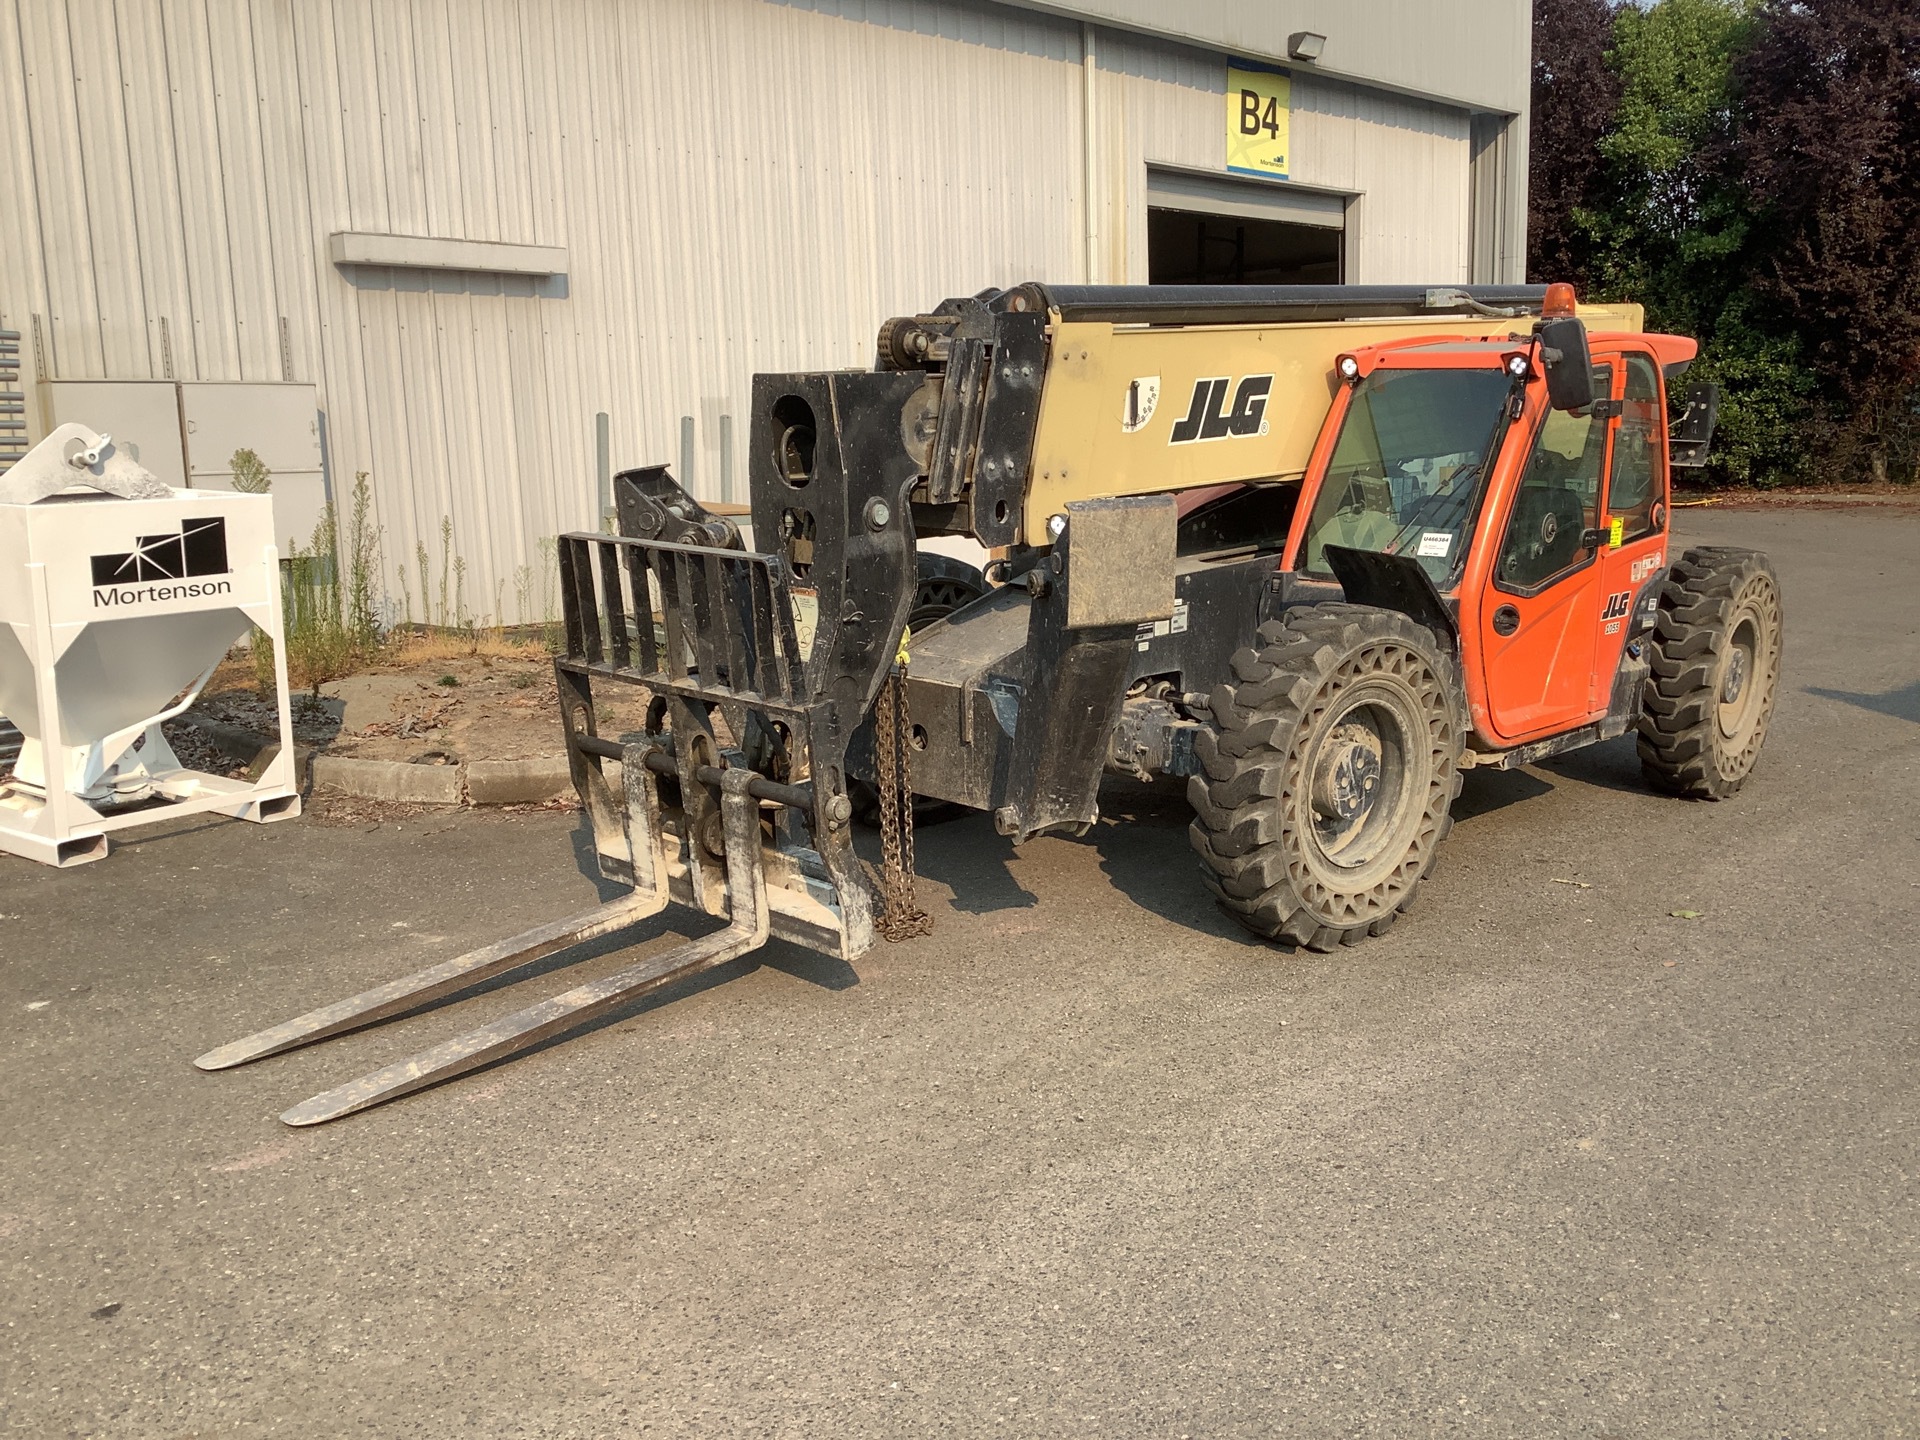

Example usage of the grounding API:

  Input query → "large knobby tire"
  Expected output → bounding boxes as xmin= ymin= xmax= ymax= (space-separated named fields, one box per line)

xmin=908 ymin=551 xmax=989 ymax=633
xmin=1188 ymin=604 xmax=1464 ymax=951
xmin=1637 ymin=546 xmax=1783 ymax=799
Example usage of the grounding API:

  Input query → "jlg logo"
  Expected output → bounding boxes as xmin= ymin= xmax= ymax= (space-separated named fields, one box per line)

xmin=1168 ymin=375 xmax=1273 ymax=444
xmin=1601 ymin=591 xmax=1632 ymax=621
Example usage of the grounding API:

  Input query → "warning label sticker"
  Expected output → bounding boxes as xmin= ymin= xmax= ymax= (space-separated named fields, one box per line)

xmin=1135 ymin=598 xmax=1190 ymax=651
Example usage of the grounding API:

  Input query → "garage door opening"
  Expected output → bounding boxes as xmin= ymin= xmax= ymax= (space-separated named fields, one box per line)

xmin=1144 ymin=167 xmax=1348 ymax=287
xmin=1148 ymin=208 xmax=1343 ymax=285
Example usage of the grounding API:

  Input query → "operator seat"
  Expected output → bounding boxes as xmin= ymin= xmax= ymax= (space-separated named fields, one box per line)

xmin=1308 ymin=473 xmax=1400 ymax=569
xmin=1501 ymin=481 xmax=1586 ymax=586
xmin=1499 ymin=411 xmax=1604 ymax=588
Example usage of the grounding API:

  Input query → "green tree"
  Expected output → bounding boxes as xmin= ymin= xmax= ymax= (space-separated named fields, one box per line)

xmin=1733 ymin=0 xmax=1920 ymax=484
xmin=1527 ymin=0 xmax=1622 ymax=291
xmin=1583 ymin=0 xmax=1755 ymax=324
xmin=1536 ymin=0 xmax=1817 ymax=485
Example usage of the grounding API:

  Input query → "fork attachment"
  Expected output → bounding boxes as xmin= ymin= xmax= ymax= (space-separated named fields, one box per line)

xmin=196 ymin=743 xmax=766 ymax=1124
xmin=197 ymin=445 xmax=923 ymax=1122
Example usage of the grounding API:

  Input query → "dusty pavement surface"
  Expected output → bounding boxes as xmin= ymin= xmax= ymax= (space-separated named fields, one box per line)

xmin=2 ymin=508 xmax=1915 ymax=1438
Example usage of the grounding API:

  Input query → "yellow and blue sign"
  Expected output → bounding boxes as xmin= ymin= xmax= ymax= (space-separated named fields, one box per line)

xmin=1226 ymin=65 xmax=1291 ymax=180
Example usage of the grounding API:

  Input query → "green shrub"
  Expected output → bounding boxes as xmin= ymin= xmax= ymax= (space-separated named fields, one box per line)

xmin=229 ymin=448 xmax=272 ymax=494
xmin=253 ymin=473 xmax=384 ymax=696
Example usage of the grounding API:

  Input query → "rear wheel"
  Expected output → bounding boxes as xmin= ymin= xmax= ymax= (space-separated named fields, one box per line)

xmin=1638 ymin=546 xmax=1782 ymax=798
xmin=908 ymin=551 xmax=989 ymax=633
xmin=1187 ymin=604 xmax=1464 ymax=951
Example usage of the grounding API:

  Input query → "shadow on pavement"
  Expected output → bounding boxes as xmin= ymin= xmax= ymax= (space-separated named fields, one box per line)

xmin=910 ymin=811 xmax=1040 ymax=915
xmin=568 ymin=814 xmax=633 ymax=901
xmin=1453 ymin=764 xmax=1556 ymax=820
xmin=1080 ymin=776 xmax=1265 ymax=944
xmin=1806 ymin=680 xmax=1920 ymax=724
xmin=1534 ymin=733 xmax=1651 ymax=796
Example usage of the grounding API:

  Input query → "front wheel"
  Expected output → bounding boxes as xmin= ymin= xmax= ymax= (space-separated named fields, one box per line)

xmin=1187 ymin=604 xmax=1464 ymax=951
xmin=1637 ymin=546 xmax=1783 ymax=799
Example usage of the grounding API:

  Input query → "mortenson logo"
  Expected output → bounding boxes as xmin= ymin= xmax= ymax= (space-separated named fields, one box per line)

xmin=91 ymin=517 xmax=233 ymax=607
xmin=1168 ymin=374 xmax=1274 ymax=444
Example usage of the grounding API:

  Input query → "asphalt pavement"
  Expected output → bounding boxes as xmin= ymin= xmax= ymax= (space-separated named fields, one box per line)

xmin=1 ymin=506 xmax=1915 ymax=1438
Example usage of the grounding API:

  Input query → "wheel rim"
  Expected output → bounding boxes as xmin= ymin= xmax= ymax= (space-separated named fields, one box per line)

xmin=1282 ymin=643 xmax=1453 ymax=927
xmin=1718 ymin=618 xmax=1758 ymax=736
xmin=1306 ymin=699 xmax=1410 ymax=870
xmin=1714 ymin=576 xmax=1781 ymax=774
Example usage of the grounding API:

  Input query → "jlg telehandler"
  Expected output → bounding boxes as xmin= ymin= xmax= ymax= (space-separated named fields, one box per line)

xmin=200 ymin=282 xmax=1782 ymax=1124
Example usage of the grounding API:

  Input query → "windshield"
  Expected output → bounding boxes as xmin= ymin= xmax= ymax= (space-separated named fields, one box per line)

xmin=1299 ymin=367 xmax=1514 ymax=587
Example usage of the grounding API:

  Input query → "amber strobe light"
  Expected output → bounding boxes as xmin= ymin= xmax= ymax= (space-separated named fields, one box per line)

xmin=1542 ymin=282 xmax=1578 ymax=318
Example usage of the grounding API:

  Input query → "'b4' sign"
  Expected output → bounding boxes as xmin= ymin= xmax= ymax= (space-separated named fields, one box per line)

xmin=1226 ymin=66 xmax=1291 ymax=181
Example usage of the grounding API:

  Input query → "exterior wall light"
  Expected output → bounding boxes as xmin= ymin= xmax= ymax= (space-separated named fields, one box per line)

xmin=1287 ymin=31 xmax=1326 ymax=62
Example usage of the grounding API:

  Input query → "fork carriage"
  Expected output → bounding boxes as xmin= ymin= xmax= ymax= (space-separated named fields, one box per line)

xmin=553 ymin=519 xmax=875 ymax=962
xmin=195 ymin=382 xmax=930 ymax=1123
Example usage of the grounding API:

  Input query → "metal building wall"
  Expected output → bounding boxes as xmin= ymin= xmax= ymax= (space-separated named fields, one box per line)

xmin=0 ymin=0 xmax=1503 ymax=619
xmin=1015 ymin=0 xmax=1532 ymax=113
xmin=1092 ymin=31 xmax=1473 ymax=285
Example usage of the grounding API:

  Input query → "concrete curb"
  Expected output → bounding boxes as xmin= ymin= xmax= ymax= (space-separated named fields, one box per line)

xmin=175 ymin=715 xmax=572 ymax=809
xmin=310 ymin=754 xmax=463 ymax=806
xmin=466 ymin=756 xmax=574 ymax=806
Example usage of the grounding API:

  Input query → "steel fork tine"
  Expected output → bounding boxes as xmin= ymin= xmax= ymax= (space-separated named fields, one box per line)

xmin=274 ymin=769 xmax=771 ymax=1126
xmin=192 ymin=890 xmax=667 ymax=1072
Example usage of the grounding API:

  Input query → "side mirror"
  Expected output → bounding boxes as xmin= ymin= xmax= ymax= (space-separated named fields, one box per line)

xmin=1668 ymin=382 xmax=1720 ymax=468
xmin=1537 ymin=316 xmax=1595 ymax=412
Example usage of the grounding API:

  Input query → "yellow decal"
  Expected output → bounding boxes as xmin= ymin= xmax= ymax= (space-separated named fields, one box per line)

xmin=1226 ymin=67 xmax=1290 ymax=180
xmin=1609 ymin=516 xmax=1626 ymax=548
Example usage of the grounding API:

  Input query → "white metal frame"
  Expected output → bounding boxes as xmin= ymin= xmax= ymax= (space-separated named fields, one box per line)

xmin=0 ymin=542 xmax=300 ymax=869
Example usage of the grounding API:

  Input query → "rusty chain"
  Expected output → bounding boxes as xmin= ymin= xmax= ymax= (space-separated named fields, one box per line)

xmin=874 ymin=660 xmax=932 ymax=942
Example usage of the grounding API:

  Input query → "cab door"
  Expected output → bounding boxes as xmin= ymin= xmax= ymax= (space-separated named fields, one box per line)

xmin=1478 ymin=362 xmax=1616 ymax=742
xmin=1591 ymin=351 xmax=1671 ymax=712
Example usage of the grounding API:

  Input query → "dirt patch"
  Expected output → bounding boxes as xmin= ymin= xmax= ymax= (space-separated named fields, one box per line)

xmin=183 ymin=641 xmax=653 ymax=770
xmin=1 ymin=715 xmax=251 ymax=787
xmin=1676 ymin=486 xmax=1920 ymax=512
xmin=158 ymin=720 xmax=253 ymax=780
xmin=302 ymin=786 xmax=579 ymax=828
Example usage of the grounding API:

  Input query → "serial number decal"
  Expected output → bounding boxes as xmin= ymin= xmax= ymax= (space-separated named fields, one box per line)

xmin=1168 ymin=375 xmax=1273 ymax=444
xmin=1135 ymin=597 xmax=1191 ymax=651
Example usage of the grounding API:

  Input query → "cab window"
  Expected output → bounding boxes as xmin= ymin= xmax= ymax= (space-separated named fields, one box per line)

xmin=1606 ymin=354 xmax=1664 ymax=544
xmin=1298 ymin=366 xmax=1513 ymax=586
xmin=1494 ymin=364 xmax=1613 ymax=593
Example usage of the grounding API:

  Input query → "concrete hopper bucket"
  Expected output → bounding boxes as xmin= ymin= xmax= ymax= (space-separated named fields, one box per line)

xmin=0 ymin=424 xmax=300 ymax=866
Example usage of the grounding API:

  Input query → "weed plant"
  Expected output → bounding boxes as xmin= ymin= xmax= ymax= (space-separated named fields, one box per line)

xmin=253 ymin=472 xmax=382 ymax=696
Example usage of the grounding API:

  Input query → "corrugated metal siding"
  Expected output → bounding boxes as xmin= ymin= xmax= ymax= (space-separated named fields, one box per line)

xmin=1012 ymin=0 xmax=1532 ymax=115
xmin=1095 ymin=33 xmax=1473 ymax=286
xmin=2 ymin=0 xmax=1489 ymax=621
